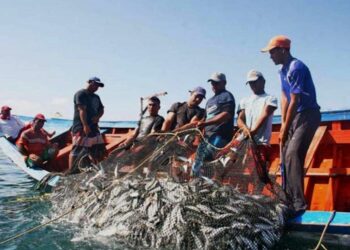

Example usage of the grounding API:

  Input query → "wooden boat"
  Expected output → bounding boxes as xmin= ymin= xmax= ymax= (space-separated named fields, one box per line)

xmin=0 ymin=127 xmax=135 ymax=186
xmin=268 ymin=110 xmax=350 ymax=235
xmin=1 ymin=110 xmax=350 ymax=235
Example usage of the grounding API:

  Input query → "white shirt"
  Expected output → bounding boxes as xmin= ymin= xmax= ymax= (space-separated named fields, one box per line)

xmin=0 ymin=115 xmax=25 ymax=139
xmin=237 ymin=93 xmax=277 ymax=145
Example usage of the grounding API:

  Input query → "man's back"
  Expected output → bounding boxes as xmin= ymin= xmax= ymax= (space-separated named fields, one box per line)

xmin=72 ymin=89 xmax=103 ymax=133
xmin=280 ymin=58 xmax=319 ymax=112
xmin=0 ymin=115 xmax=25 ymax=139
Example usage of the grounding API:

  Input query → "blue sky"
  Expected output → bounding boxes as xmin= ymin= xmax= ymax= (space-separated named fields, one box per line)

xmin=1 ymin=0 xmax=349 ymax=121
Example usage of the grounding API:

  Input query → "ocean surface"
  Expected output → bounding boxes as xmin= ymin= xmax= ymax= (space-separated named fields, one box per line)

xmin=0 ymin=114 xmax=349 ymax=249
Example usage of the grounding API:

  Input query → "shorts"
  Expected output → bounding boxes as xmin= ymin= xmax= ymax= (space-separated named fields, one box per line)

xmin=26 ymin=147 xmax=56 ymax=168
xmin=70 ymin=130 xmax=107 ymax=160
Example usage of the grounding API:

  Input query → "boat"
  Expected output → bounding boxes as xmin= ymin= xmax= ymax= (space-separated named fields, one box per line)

xmin=0 ymin=127 xmax=134 ymax=186
xmin=1 ymin=110 xmax=350 ymax=237
xmin=269 ymin=110 xmax=350 ymax=236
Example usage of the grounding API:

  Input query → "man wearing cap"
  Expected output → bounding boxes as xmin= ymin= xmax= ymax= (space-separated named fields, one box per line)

xmin=68 ymin=77 xmax=107 ymax=173
xmin=161 ymin=87 xmax=206 ymax=132
xmin=191 ymin=72 xmax=235 ymax=177
xmin=0 ymin=106 xmax=25 ymax=143
xmin=221 ymin=70 xmax=278 ymax=182
xmin=237 ymin=70 xmax=277 ymax=144
xmin=262 ymin=35 xmax=321 ymax=214
xmin=17 ymin=114 xmax=58 ymax=168
xmin=122 ymin=96 xmax=164 ymax=147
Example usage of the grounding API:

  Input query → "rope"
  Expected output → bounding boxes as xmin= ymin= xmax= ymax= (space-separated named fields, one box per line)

xmin=153 ymin=127 xmax=236 ymax=151
xmin=119 ymin=132 xmax=179 ymax=176
xmin=313 ymin=210 xmax=336 ymax=250
xmin=0 ymin=198 xmax=92 ymax=246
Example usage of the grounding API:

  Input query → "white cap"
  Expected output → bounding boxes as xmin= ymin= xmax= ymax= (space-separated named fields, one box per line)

xmin=246 ymin=70 xmax=264 ymax=84
xmin=208 ymin=72 xmax=226 ymax=83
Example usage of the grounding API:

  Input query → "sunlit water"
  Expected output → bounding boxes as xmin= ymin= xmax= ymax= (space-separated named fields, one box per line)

xmin=0 ymin=115 xmax=348 ymax=249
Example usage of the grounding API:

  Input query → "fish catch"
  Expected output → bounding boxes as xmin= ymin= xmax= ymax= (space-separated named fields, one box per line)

xmin=51 ymin=176 xmax=287 ymax=249
xmin=50 ymin=131 xmax=289 ymax=249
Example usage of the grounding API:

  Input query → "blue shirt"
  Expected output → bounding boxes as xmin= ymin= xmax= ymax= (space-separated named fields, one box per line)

xmin=279 ymin=58 xmax=320 ymax=112
xmin=205 ymin=90 xmax=235 ymax=141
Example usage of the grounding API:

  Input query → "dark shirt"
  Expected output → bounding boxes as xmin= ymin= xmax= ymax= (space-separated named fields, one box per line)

xmin=167 ymin=102 xmax=205 ymax=130
xmin=72 ymin=89 xmax=104 ymax=134
xmin=204 ymin=90 xmax=235 ymax=141
xmin=136 ymin=115 xmax=164 ymax=140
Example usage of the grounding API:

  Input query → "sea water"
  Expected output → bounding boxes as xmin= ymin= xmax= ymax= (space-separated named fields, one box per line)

xmin=0 ymin=115 xmax=348 ymax=249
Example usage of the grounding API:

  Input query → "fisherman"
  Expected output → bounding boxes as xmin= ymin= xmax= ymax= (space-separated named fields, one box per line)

xmin=161 ymin=87 xmax=206 ymax=132
xmin=0 ymin=105 xmax=25 ymax=143
xmin=261 ymin=35 xmax=321 ymax=215
xmin=68 ymin=77 xmax=107 ymax=173
xmin=191 ymin=72 xmax=235 ymax=177
xmin=217 ymin=70 xmax=278 ymax=182
xmin=0 ymin=105 xmax=56 ymax=144
xmin=17 ymin=114 xmax=58 ymax=168
xmin=122 ymin=96 xmax=164 ymax=148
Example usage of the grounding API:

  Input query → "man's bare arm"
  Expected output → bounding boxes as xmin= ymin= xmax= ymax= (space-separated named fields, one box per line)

xmin=78 ymin=105 xmax=90 ymax=135
xmin=172 ymin=115 xmax=204 ymax=132
xmin=281 ymin=91 xmax=288 ymax=125
xmin=197 ymin=111 xmax=231 ymax=129
xmin=161 ymin=112 xmax=176 ymax=132
xmin=280 ymin=93 xmax=299 ymax=145
xmin=92 ymin=107 xmax=104 ymax=124
xmin=250 ymin=105 xmax=277 ymax=135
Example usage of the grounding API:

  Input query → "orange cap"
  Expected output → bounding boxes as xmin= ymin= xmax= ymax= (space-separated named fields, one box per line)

xmin=261 ymin=35 xmax=291 ymax=52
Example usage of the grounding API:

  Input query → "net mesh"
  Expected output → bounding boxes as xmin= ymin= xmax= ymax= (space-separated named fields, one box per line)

xmin=50 ymin=129 xmax=289 ymax=249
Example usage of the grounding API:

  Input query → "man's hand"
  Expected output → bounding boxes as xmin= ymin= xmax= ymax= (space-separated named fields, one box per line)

xmin=196 ymin=121 xmax=207 ymax=130
xmin=279 ymin=125 xmax=288 ymax=146
xmin=242 ymin=126 xmax=251 ymax=137
xmin=83 ymin=125 xmax=91 ymax=136
xmin=120 ymin=137 xmax=133 ymax=148
xmin=29 ymin=154 xmax=43 ymax=165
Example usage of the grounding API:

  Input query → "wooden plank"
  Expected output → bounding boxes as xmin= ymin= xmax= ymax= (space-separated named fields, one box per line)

xmin=105 ymin=131 xmax=133 ymax=151
xmin=332 ymin=121 xmax=342 ymax=130
xmin=271 ymin=167 xmax=350 ymax=176
xmin=271 ymin=130 xmax=350 ymax=144
xmin=288 ymin=211 xmax=350 ymax=234
xmin=304 ymin=126 xmax=327 ymax=170
xmin=327 ymin=130 xmax=350 ymax=143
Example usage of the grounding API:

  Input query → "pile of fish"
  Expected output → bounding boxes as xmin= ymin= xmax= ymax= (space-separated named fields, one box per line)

xmin=51 ymin=169 xmax=288 ymax=250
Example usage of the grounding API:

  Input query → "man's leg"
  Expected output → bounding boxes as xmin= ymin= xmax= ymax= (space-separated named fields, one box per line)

xmin=191 ymin=135 xmax=228 ymax=177
xmin=284 ymin=109 xmax=321 ymax=211
xmin=191 ymin=141 xmax=210 ymax=177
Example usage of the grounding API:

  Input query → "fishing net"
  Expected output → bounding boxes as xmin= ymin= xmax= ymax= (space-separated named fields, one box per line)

xmin=50 ymin=129 xmax=289 ymax=249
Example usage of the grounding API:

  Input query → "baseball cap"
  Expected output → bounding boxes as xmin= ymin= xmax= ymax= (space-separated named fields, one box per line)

xmin=246 ymin=70 xmax=264 ymax=84
xmin=207 ymin=72 xmax=226 ymax=83
xmin=189 ymin=86 xmax=206 ymax=98
xmin=34 ymin=113 xmax=47 ymax=121
xmin=88 ymin=77 xmax=104 ymax=87
xmin=261 ymin=35 xmax=291 ymax=52
xmin=1 ymin=106 xmax=12 ymax=112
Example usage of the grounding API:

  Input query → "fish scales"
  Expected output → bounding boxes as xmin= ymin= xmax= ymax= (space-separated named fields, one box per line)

xmin=51 ymin=174 xmax=286 ymax=249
